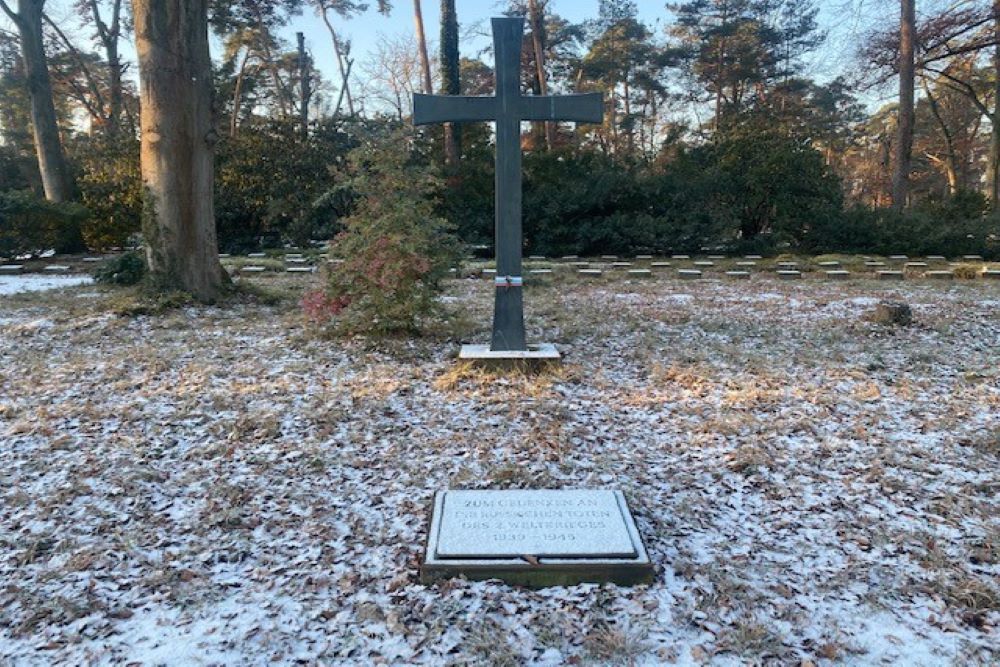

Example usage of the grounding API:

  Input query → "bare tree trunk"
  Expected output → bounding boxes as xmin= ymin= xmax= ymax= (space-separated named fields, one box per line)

xmin=440 ymin=0 xmax=459 ymax=166
xmin=1 ymin=0 xmax=73 ymax=202
xmin=319 ymin=7 xmax=354 ymax=116
xmin=528 ymin=0 xmax=555 ymax=150
xmin=102 ymin=0 xmax=124 ymax=135
xmin=105 ymin=36 xmax=122 ymax=134
xmin=893 ymin=0 xmax=916 ymax=211
xmin=923 ymin=81 xmax=959 ymax=196
xmin=990 ymin=0 xmax=1000 ymax=207
xmin=297 ymin=31 xmax=311 ymax=137
xmin=713 ymin=4 xmax=729 ymax=133
xmin=623 ymin=77 xmax=634 ymax=156
xmin=132 ymin=0 xmax=227 ymax=301
xmin=84 ymin=0 xmax=124 ymax=135
xmin=332 ymin=58 xmax=353 ymax=119
xmin=230 ymin=48 xmax=251 ymax=137
xmin=413 ymin=0 xmax=433 ymax=94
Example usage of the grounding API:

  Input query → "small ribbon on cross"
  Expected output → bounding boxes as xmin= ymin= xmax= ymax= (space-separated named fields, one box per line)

xmin=495 ymin=275 xmax=523 ymax=289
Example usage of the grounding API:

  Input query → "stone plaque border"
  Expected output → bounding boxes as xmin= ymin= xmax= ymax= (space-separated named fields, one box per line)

xmin=420 ymin=490 xmax=655 ymax=588
xmin=458 ymin=343 xmax=561 ymax=370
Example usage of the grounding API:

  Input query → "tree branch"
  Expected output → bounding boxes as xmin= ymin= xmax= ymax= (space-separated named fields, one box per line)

xmin=921 ymin=14 xmax=993 ymax=54
xmin=0 ymin=0 xmax=21 ymax=26
xmin=923 ymin=66 xmax=991 ymax=117
xmin=43 ymin=11 xmax=107 ymax=117
xmin=921 ymin=38 xmax=1000 ymax=66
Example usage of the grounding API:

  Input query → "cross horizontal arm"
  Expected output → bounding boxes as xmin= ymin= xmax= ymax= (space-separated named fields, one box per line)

xmin=519 ymin=93 xmax=604 ymax=124
xmin=413 ymin=94 xmax=498 ymax=125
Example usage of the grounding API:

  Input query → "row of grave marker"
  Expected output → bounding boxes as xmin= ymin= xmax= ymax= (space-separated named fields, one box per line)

xmin=3 ymin=252 xmax=997 ymax=279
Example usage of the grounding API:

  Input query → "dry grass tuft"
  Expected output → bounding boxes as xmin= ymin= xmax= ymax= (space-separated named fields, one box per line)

xmin=946 ymin=577 xmax=1000 ymax=614
xmin=968 ymin=428 xmax=999 ymax=456
xmin=715 ymin=618 xmax=786 ymax=659
xmin=484 ymin=462 xmax=559 ymax=490
xmin=432 ymin=359 xmax=571 ymax=395
xmin=463 ymin=618 xmax=521 ymax=667
xmin=726 ymin=444 xmax=770 ymax=475
xmin=583 ymin=621 xmax=651 ymax=666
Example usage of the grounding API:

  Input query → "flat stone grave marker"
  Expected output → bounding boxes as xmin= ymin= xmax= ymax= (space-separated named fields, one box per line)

xmin=678 ymin=269 xmax=702 ymax=280
xmin=745 ymin=254 xmax=763 ymax=260
xmin=707 ymin=254 xmax=726 ymax=260
xmin=483 ymin=268 xmax=498 ymax=275
xmin=777 ymin=270 xmax=802 ymax=280
xmin=726 ymin=271 xmax=751 ymax=280
xmin=889 ymin=255 xmax=909 ymax=261
xmin=736 ymin=261 xmax=757 ymax=267
xmin=818 ymin=261 xmax=841 ymax=267
xmin=529 ymin=269 xmax=553 ymax=275
xmin=650 ymin=262 xmax=672 ymax=268
xmin=241 ymin=266 xmax=267 ymax=273
xmin=578 ymin=269 xmax=603 ymax=276
xmin=44 ymin=265 xmax=71 ymax=273
xmin=926 ymin=270 xmax=954 ymax=280
xmin=983 ymin=269 xmax=1000 ymax=279
xmin=693 ymin=261 xmax=715 ymax=267
xmin=0 ymin=264 xmax=24 ymax=274
xmin=627 ymin=269 xmax=652 ymax=277
xmin=671 ymin=254 xmax=690 ymax=260
xmin=926 ymin=255 xmax=946 ymax=261
xmin=825 ymin=270 xmax=850 ymax=280
xmin=611 ymin=262 xmax=633 ymax=268
xmin=878 ymin=270 xmax=905 ymax=281
xmin=248 ymin=252 xmax=267 ymax=258
xmin=285 ymin=253 xmax=304 ymax=260
xmin=865 ymin=261 xmax=887 ymax=268
xmin=562 ymin=255 xmax=579 ymax=260
xmin=777 ymin=262 xmax=798 ymax=268
xmin=905 ymin=262 xmax=928 ymax=270
xmin=964 ymin=255 xmax=984 ymax=261
xmin=287 ymin=267 xmax=314 ymax=274
xmin=82 ymin=257 xmax=104 ymax=263
xmin=421 ymin=489 xmax=653 ymax=587
xmin=601 ymin=255 xmax=618 ymax=260
xmin=528 ymin=255 xmax=546 ymax=261
xmin=635 ymin=254 xmax=653 ymax=260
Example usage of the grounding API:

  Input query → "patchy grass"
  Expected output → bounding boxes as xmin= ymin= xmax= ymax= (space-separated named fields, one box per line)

xmin=1 ymin=268 xmax=998 ymax=665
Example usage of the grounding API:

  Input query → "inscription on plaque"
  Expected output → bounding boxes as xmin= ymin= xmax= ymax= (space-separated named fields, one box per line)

xmin=435 ymin=490 xmax=637 ymax=559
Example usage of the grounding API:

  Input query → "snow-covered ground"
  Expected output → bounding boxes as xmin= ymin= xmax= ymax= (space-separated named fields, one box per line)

xmin=0 ymin=275 xmax=997 ymax=665
xmin=0 ymin=275 xmax=94 ymax=296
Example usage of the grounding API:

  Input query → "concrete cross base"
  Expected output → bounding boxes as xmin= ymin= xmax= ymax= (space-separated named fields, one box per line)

xmin=459 ymin=343 xmax=561 ymax=370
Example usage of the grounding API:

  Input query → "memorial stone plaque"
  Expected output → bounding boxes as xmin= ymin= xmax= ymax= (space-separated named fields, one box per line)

xmin=422 ymin=490 xmax=653 ymax=587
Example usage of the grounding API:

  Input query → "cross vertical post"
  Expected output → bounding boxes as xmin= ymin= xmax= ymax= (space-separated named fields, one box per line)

xmin=492 ymin=17 xmax=526 ymax=351
xmin=413 ymin=17 xmax=603 ymax=353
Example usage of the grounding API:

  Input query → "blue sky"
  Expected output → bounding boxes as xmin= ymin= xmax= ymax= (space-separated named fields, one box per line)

xmin=3 ymin=1 xmax=889 ymax=109
xmin=289 ymin=0 xmax=884 ymax=102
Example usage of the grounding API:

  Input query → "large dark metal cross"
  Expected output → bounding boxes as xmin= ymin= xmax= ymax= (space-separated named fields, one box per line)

xmin=414 ymin=17 xmax=603 ymax=352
